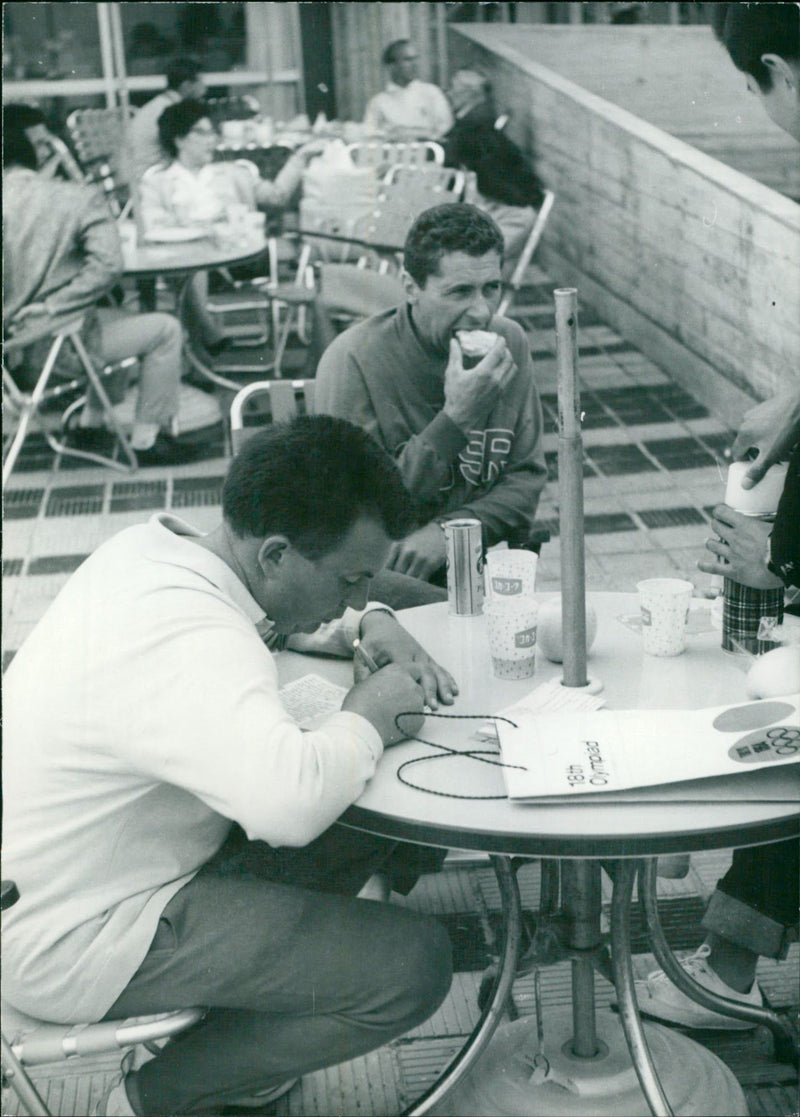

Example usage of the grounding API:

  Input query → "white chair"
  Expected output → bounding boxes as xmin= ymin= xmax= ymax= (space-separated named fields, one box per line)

xmin=229 ymin=379 xmax=316 ymax=454
xmin=1 ymin=882 xmax=203 ymax=1117
xmin=3 ymin=317 xmax=138 ymax=485
xmin=345 ymin=140 xmax=444 ymax=176
xmin=497 ymin=189 xmax=556 ymax=318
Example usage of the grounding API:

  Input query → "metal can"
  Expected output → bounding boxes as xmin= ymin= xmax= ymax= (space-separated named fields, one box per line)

xmin=444 ymin=518 xmax=484 ymax=616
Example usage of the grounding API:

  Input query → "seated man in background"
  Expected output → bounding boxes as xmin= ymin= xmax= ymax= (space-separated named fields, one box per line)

xmin=129 ymin=56 xmax=206 ymax=179
xmin=2 ymin=415 xmax=455 ymax=1117
xmin=444 ymin=70 xmax=546 ymax=278
xmin=316 ymin=203 xmax=547 ymax=586
xmin=3 ymin=102 xmax=85 ymax=181
xmin=364 ymin=39 xmax=453 ymax=140
xmin=2 ymin=122 xmax=193 ymax=467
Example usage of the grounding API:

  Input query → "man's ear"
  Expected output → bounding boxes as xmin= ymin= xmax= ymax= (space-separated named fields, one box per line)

xmin=761 ymin=53 xmax=798 ymax=91
xmin=256 ymin=535 xmax=290 ymax=579
xmin=402 ymin=269 xmax=422 ymax=304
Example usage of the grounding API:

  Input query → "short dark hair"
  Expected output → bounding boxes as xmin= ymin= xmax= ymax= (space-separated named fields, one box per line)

xmin=222 ymin=415 xmax=415 ymax=558
xmin=2 ymin=127 xmax=38 ymax=171
xmin=716 ymin=2 xmax=800 ymax=91
xmin=157 ymin=99 xmax=210 ymax=159
xmin=404 ymin=203 xmax=504 ymax=287
xmin=166 ymin=57 xmax=202 ymax=91
xmin=3 ymin=103 xmax=46 ymax=132
xmin=383 ymin=39 xmax=411 ymax=66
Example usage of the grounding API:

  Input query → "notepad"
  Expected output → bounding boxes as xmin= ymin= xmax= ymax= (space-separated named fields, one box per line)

xmin=497 ymin=694 xmax=800 ymax=800
xmin=279 ymin=674 xmax=348 ymax=730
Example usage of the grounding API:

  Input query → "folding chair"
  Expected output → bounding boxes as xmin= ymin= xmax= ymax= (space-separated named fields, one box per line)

xmin=1 ymin=882 xmax=203 ymax=1117
xmin=229 ymin=380 xmax=316 ymax=454
xmin=383 ymin=164 xmax=466 ymax=197
xmin=497 ymin=189 xmax=555 ymax=317
xmin=3 ymin=317 xmax=138 ymax=486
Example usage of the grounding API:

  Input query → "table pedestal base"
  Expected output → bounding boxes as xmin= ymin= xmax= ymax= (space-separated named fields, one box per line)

xmin=428 ymin=1008 xmax=747 ymax=1117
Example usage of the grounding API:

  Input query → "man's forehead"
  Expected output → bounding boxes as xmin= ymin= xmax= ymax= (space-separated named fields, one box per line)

xmin=430 ymin=250 xmax=502 ymax=283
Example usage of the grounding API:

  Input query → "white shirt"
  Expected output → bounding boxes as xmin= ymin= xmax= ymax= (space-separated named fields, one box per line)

xmin=139 ymin=156 xmax=305 ymax=231
xmin=2 ymin=513 xmax=383 ymax=1022
xmin=364 ymin=80 xmax=453 ymax=139
xmin=129 ymin=89 xmax=181 ymax=179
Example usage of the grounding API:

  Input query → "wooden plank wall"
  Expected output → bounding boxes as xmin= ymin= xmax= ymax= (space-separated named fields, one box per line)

xmin=331 ymin=2 xmax=445 ymax=123
xmin=450 ymin=25 xmax=800 ymax=421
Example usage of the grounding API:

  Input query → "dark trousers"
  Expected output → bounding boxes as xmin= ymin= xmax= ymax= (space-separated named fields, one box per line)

xmin=702 ymin=838 xmax=799 ymax=958
xmin=104 ymin=825 xmax=452 ymax=1115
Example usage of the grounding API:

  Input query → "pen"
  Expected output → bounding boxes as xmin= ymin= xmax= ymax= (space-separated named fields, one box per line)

xmin=353 ymin=638 xmax=380 ymax=675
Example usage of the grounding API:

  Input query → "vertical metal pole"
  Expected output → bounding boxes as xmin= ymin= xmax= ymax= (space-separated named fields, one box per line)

xmin=555 ymin=288 xmax=588 ymax=688
xmin=561 ymin=859 xmax=601 ymax=1058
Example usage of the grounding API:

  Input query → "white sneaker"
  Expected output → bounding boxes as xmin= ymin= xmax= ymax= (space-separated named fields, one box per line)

xmin=633 ymin=944 xmax=763 ymax=1030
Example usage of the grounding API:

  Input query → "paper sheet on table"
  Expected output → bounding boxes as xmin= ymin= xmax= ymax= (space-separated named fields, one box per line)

xmin=280 ymin=674 xmax=348 ymax=730
xmin=477 ymin=679 xmax=606 ymax=740
xmin=497 ymin=694 xmax=800 ymax=800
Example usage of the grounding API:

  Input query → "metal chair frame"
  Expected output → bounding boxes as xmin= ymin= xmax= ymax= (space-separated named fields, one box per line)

xmin=1 ymin=882 xmax=203 ymax=1117
xmin=497 ymin=189 xmax=556 ymax=318
xmin=345 ymin=140 xmax=444 ymax=174
xmin=3 ymin=318 xmax=138 ymax=485
xmin=229 ymin=379 xmax=316 ymax=454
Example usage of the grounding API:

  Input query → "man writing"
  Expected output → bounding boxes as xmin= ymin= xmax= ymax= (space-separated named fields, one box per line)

xmin=364 ymin=39 xmax=453 ymax=140
xmin=2 ymin=416 xmax=456 ymax=1116
xmin=315 ymin=203 xmax=548 ymax=585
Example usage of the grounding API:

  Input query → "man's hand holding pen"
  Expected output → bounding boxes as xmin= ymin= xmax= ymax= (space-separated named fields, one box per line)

xmin=343 ymin=612 xmax=459 ymax=747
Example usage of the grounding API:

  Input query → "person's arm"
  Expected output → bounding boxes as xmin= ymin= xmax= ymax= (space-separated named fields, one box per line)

xmin=41 ymin=189 xmax=123 ymax=319
xmin=456 ymin=333 xmax=547 ymax=547
xmin=363 ymin=94 xmax=386 ymax=132
xmin=731 ymin=386 xmax=800 ymax=488
xmin=139 ymin=168 xmax=179 ymax=231
xmin=315 ymin=341 xmax=471 ymax=501
xmin=429 ymin=85 xmax=454 ymax=139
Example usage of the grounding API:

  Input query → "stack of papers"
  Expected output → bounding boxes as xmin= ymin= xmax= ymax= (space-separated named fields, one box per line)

xmin=496 ymin=695 xmax=800 ymax=800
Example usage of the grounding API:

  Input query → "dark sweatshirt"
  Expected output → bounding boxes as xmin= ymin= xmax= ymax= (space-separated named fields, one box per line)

xmin=315 ymin=303 xmax=547 ymax=546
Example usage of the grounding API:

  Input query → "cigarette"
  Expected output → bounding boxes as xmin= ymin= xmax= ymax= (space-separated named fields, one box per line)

xmin=353 ymin=638 xmax=380 ymax=674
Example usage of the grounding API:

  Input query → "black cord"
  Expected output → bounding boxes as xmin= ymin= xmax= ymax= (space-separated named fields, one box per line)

xmin=392 ymin=711 xmax=528 ymax=800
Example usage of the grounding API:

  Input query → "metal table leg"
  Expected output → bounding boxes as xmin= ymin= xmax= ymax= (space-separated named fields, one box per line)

xmin=640 ymin=858 xmax=799 ymax=1061
xmin=610 ymin=859 xmax=673 ymax=1117
xmin=403 ymin=854 xmax=523 ymax=1116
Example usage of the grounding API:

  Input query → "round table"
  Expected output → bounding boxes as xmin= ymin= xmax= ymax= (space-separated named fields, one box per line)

xmin=121 ymin=229 xmax=268 ymax=282
xmin=276 ymin=593 xmax=799 ymax=1116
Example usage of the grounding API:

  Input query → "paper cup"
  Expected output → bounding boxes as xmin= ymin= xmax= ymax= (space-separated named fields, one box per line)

xmin=485 ymin=549 xmax=538 ymax=601
xmin=637 ymin=578 xmax=694 ymax=656
xmin=485 ymin=596 xmax=538 ymax=679
xmin=725 ymin=461 xmax=788 ymax=517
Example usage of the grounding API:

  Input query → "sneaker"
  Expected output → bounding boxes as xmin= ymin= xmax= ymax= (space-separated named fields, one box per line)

xmin=93 ymin=1051 xmax=137 ymax=1116
xmin=134 ymin=431 xmax=199 ymax=467
xmin=223 ymin=1078 xmax=299 ymax=1109
xmin=631 ymin=944 xmax=763 ymax=1030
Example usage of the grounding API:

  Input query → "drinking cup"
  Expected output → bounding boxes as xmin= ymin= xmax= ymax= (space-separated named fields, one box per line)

xmin=485 ymin=597 xmax=539 ymax=680
xmin=485 ymin=549 xmax=538 ymax=601
xmin=636 ymin=578 xmax=694 ymax=656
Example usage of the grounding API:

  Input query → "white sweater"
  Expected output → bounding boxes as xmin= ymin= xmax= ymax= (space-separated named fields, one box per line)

xmin=2 ymin=514 xmax=382 ymax=1022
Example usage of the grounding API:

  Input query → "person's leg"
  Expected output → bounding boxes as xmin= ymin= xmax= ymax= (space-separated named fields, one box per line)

xmin=97 ymin=309 xmax=182 ymax=430
xmin=105 ymin=831 xmax=452 ymax=1116
xmin=633 ymin=840 xmax=798 ymax=1028
xmin=182 ymin=272 xmax=227 ymax=350
xmin=701 ymin=838 xmax=799 ymax=987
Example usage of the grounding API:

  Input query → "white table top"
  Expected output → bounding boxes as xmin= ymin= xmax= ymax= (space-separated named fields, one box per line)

xmin=122 ymin=231 xmax=268 ymax=278
xmin=275 ymin=593 xmax=799 ymax=858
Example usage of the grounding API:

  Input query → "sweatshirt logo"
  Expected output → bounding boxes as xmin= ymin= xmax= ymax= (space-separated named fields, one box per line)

xmin=459 ymin=429 xmax=513 ymax=486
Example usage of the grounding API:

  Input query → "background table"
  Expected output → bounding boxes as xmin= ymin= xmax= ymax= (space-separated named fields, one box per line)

xmin=276 ymin=593 xmax=798 ymax=1116
xmin=122 ymin=230 xmax=269 ymax=284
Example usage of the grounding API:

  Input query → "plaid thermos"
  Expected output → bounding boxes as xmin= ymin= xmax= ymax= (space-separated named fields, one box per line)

xmin=721 ymin=462 xmax=787 ymax=654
